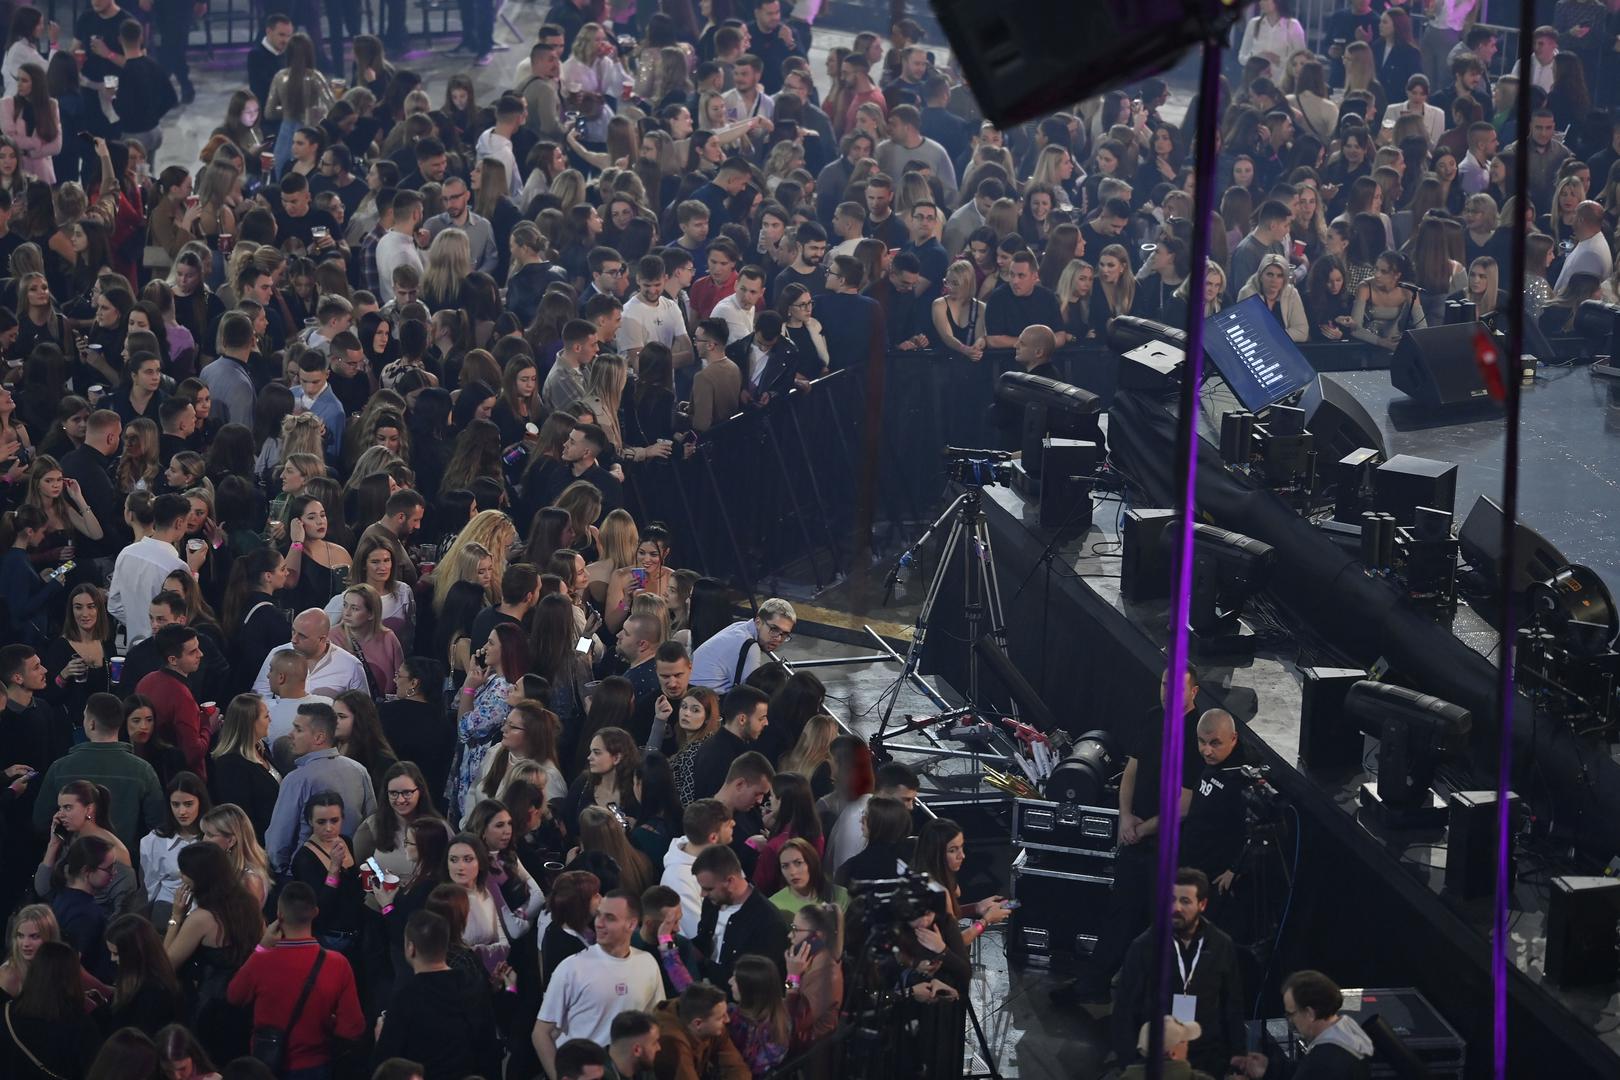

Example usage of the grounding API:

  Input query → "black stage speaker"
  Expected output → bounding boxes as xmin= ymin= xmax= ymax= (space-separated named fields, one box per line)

xmin=1121 ymin=508 xmax=1177 ymax=602
xmin=1545 ymin=876 xmax=1620 ymax=986
xmin=1373 ymin=454 xmax=1457 ymax=525
xmin=932 ymin=0 xmax=1242 ymax=126
xmin=1039 ymin=438 xmax=1098 ymax=533
xmin=1391 ymin=323 xmax=1493 ymax=407
xmin=1298 ymin=666 xmax=1368 ymax=771
xmin=1300 ymin=374 xmax=1388 ymax=460
xmin=1457 ymin=495 xmax=1569 ymax=596
xmin=1444 ymin=790 xmax=1519 ymax=900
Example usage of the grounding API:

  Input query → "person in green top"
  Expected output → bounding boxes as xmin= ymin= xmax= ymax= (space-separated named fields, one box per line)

xmin=768 ymin=836 xmax=848 ymax=919
xmin=32 ymin=692 xmax=165 ymax=853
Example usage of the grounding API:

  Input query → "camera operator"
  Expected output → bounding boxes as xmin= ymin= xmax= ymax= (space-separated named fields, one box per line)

xmin=1180 ymin=709 xmax=1252 ymax=906
xmin=1113 ymin=868 xmax=1245 ymax=1078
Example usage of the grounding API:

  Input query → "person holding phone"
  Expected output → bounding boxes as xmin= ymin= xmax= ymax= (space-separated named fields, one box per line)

xmin=783 ymin=901 xmax=845 ymax=1054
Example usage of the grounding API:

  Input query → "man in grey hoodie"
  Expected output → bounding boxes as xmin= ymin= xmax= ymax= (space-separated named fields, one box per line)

xmin=1230 ymin=969 xmax=1375 ymax=1079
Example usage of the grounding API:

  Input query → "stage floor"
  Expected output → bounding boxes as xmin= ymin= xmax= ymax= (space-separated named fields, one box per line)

xmin=1330 ymin=366 xmax=1620 ymax=596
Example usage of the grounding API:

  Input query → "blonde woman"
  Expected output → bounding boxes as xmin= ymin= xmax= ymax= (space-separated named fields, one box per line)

xmin=1342 ymin=41 xmax=1388 ymax=122
xmin=263 ymin=450 xmax=324 ymax=543
xmin=198 ymin=803 xmax=271 ymax=906
xmin=115 ymin=418 xmax=161 ymax=494
xmin=207 ymin=694 xmax=280 ymax=842
xmin=548 ymin=168 xmax=588 ymax=214
xmin=561 ymin=22 xmax=630 ymax=145
xmin=455 ymin=509 xmax=517 ymax=579
xmin=432 ymin=539 xmax=493 ymax=672
xmin=931 ymin=259 xmax=985 ymax=363
xmin=1056 ymin=258 xmax=1100 ymax=343
xmin=421 ymin=227 xmax=471 ymax=312
xmin=328 ymin=582 xmax=404 ymax=696
xmin=433 ymin=537 xmax=496 ymax=616
xmin=781 ymin=713 xmax=841 ymax=798
xmin=1237 ymin=253 xmax=1310 ymax=342
xmin=1458 ymin=256 xmax=1500 ymax=315
xmin=264 ymin=32 xmax=333 ymax=173
xmin=586 ymin=508 xmax=638 ymax=606
xmin=1166 ymin=259 xmax=1228 ymax=324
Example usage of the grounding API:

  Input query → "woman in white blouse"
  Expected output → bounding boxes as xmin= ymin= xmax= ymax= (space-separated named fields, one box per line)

xmin=560 ymin=21 xmax=631 ymax=147
xmin=1237 ymin=0 xmax=1307 ymax=74
xmin=1 ymin=8 xmax=53 ymax=96
xmin=139 ymin=773 xmax=209 ymax=927
xmin=0 ymin=61 xmax=60 ymax=182
xmin=446 ymin=832 xmax=530 ymax=992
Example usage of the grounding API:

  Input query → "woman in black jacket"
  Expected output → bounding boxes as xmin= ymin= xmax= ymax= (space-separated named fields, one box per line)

xmin=205 ymin=694 xmax=281 ymax=841
xmin=103 ymin=914 xmax=182 ymax=1036
xmin=0 ymin=941 xmax=101 ymax=1079
xmin=220 ymin=548 xmax=291 ymax=695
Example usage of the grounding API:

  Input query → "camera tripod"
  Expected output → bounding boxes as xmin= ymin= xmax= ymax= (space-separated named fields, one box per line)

xmin=876 ymin=485 xmax=1020 ymax=768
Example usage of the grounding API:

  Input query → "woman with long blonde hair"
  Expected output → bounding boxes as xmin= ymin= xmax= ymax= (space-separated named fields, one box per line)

xmin=199 ymin=803 xmax=271 ymax=906
xmin=1096 ymin=244 xmax=1137 ymax=327
xmin=433 ymin=536 xmax=496 ymax=615
xmin=781 ymin=713 xmax=841 ymax=797
xmin=1460 ymin=255 xmax=1500 ymax=315
xmin=585 ymin=508 xmax=638 ymax=605
xmin=421 ymin=227 xmax=471 ymax=312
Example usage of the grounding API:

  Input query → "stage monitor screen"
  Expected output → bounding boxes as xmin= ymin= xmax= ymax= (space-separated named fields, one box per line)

xmin=1203 ymin=295 xmax=1317 ymax=413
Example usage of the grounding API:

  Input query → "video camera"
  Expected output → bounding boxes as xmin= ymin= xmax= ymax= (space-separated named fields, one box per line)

xmin=1237 ymin=764 xmax=1285 ymax=826
xmin=849 ymin=872 xmax=940 ymax=926
xmin=944 ymin=446 xmax=1013 ymax=488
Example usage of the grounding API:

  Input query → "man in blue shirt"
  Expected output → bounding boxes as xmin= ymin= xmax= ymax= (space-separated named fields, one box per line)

xmin=295 ymin=353 xmax=347 ymax=465
xmin=690 ymin=159 xmax=754 ymax=230
xmin=264 ymin=702 xmax=377 ymax=873
xmin=813 ymin=254 xmax=885 ymax=371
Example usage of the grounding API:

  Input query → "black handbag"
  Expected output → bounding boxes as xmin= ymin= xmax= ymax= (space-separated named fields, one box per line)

xmin=249 ymin=947 xmax=326 ymax=1076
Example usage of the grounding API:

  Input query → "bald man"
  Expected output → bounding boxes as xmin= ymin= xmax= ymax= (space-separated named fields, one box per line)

xmin=992 ymin=323 xmax=1107 ymax=455
xmin=1553 ymin=200 xmax=1612 ymax=293
xmin=251 ymin=608 xmax=369 ymax=698
xmin=263 ymin=648 xmax=336 ymax=744
xmin=1014 ymin=324 xmax=1058 ymax=372
xmin=1182 ymin=708 xmax=1251 ymax=895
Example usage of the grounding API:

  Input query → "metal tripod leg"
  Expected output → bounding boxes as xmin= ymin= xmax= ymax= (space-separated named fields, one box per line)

xmin=877 ymin=504 xmax=970 ymax=740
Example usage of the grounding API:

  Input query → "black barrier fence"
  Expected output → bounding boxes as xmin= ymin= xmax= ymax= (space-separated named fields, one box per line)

xmin=621 ymin=338 xmax=1400 ymax=595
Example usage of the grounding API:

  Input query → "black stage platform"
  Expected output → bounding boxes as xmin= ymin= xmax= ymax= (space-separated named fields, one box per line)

xmin=940 ymin=365 xmax=1620 ymax=1079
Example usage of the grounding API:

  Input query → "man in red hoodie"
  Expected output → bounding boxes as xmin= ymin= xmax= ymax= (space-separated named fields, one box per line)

xmin=228 ymin=881 xmax=365 ymax=1077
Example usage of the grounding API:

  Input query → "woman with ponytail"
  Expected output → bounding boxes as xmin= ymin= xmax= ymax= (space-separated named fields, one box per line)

xmin=35 ymin=781 xmax=135 ymax=921
xmin=220 ymin=546 xmax=290 ymax=691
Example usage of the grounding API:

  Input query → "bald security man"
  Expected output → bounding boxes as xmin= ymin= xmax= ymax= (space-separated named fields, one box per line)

xmin=1181 ymin=709 xmax=1252 ymax=897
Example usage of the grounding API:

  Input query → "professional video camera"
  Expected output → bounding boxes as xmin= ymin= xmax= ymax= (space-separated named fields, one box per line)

xmin=943 ymin=446 xmax=1013 ymax=488
xmin=1237 ymin=764 xmax=1285 ymax=825
xmin=849 ymin=873 xmax=939 ymax=928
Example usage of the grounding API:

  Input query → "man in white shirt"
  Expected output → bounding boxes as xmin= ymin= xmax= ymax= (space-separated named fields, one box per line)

xmin=108 ymin=493 xmax=200 ymax=645
xmin=617 ymin=253 xmax=692 ymax=366
xmin=689 ymin=597 xmax=795 ymax=691
xmin=710 ymin=265 xmax=765 ymax=347
xmin=1457 ymin=121 xmax=1498 ymax=195
xmin=721 ymin=53 xmax=773 ymax=123
xmin=1511 ymin=25 xmax=1558 ymax=94
xmin=825 ymin=761 xmax=920 ymax=871
xmin=659 ymin=799 xmax=734 ymax=938
xmin=474 ymin=94 xmax=525 ymax=198
xmin=532 ymin=890 xmax=662 ymax=1078
xmin=261 ymin=649 xmax=335 ymax=743
xmin=375 ymin=190 xmax=426 ymax=304
xmin=252 ymin=609 xmax=368 ymax=698
xmin=1555 ymin=201 xmax=1612 ymax=293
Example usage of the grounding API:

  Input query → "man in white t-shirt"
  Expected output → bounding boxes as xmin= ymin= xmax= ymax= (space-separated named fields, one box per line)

xmin=708 ymin=266 xmax=766 ymax=367
xmin=532 ymin=890 xmax=662 ymax=1077
xmin=617 ymin=253 xmax=693 ymax=367
xmin=107 ymin=493 xmax=202 ymax=645
xmin=825 ymin=761 xmax=921 ymax=872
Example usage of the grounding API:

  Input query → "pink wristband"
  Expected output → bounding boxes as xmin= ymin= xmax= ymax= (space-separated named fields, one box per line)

xmin=324 ymin=873 xmax=340 ymax=887
xmin=380 ymin=902 xmax=395 ymax=915
xmin=290 ymin=541 xmax=304 ymax=551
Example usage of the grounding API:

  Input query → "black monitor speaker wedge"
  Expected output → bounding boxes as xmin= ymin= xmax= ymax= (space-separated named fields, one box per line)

xmin=932 ymin=0 xmax=1242 ymax=127
xmin=1457 ymin=495 xmax=1568 ymax=596
xmin=1392 ymin=323 xmax=1496 ymax=407
xmin=1300 ymin=374 xmax=1388 ymax=461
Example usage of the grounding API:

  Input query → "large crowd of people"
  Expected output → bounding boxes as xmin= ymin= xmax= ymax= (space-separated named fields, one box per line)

xmin=0 ymin=0 xmax=1547 ymax=1076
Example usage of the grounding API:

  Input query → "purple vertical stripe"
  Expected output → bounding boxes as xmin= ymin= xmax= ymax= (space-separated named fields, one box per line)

xmin=1144 ymin=40 xmax=1224 ymax=1079
xmin=1494 ymin=5 xmax=1536 ymax=1076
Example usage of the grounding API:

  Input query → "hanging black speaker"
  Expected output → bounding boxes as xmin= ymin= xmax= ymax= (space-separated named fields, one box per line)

xmin=931 ymin=0 xmax=1243 ymax=126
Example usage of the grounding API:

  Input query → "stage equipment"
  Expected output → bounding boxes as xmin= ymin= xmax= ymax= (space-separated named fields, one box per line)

xmin=1545 ymin=875 xmax=1620 ymax=986
xmin=1393 ymin=507 xmax=1461 ymax=612
xmin=878 ymin=453 xmax=1021 ymax=780
xmin=1109 ymin=314 xmax=1187 ymax=353
xmin=1007 ymin=847 xmax=1113 ymax=967
xmin=1014 ymin=793 xmax=1119 ymax=853
xmin=1253 ymin=413 xmax=1316 ymax=489
xmin=1573 ymin=300 xmax=1620 ymax=376
xmin=1300 ymin=374 xmax=1388 ymax=462
xmin=1373 ymin=454 xmax=1458 ymax=525
xmin=1218 ymin=410 xmax=1255 ymax=467
xmin=1444 ymin=298 xmax=1477 ymax=325
xmin=971 ymin=634 xmax=1060 ymax=736
xmin=1298 ymin=666 xmax=1370 ymax=771
xmin=1160 ymin=522 xmax=1278 ymax=656
xmin=1121 ymin=508 xmax=1177 ymax=602
xmin=1359 ymin=512 xmax=1396 ymax=572
xmin=1041 ymin=731 xmax=1121 ymax=807
xmin=1204 ymin=296 xmax=1319 ymax=414
xmin=1457 ymin=495 xmax=1568 ymax=597
xmin=1344 ymin=681 xmax=1472 ymax=829
xmin=931 ymin=0 xmax=1244 ymax=126
xmin=996 ymin=372 xmax=1103 ymax=486
xmin=1038 ymin=438 xmax=1099 ymax=535
xmin=1445 ymin=790 xmax=1521 ymax=900
xmin=1331 ymin=448 xmax=1383 ymax=522
xmin=1528 ymin=565 xmax=1618 ymax=658
xmin=1392 ymin=323 xmax=1495 ymax=407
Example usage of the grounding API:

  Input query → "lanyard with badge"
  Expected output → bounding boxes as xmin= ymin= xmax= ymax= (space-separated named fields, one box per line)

xmin=1172 ymin=936 xmax=1203 ymax=1024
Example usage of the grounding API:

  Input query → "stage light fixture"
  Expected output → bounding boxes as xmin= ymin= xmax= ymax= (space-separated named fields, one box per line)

xmin=1528 ymin=565 xmax=1618 ymax=658
xmin=1344 ymin=680 xmax=1472 ymax=826
xmin=1159 ymin=522 xmax=1277 ymax=655
xmin=1044 ymin=729 xmax=1121 ymax=806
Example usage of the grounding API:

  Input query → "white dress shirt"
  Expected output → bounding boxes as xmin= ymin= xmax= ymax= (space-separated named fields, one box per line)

xmin=107 ymin=537 xmax=187 ymax=645
xmin=252 ymin=642 xmax=368 ymax=698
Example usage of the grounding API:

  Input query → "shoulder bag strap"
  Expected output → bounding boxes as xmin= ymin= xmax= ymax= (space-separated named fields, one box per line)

xmin=4 ymin=1003 xmax=67 ymax=1080
xmin=282 ymin=948 xmax=327 ymax=1035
